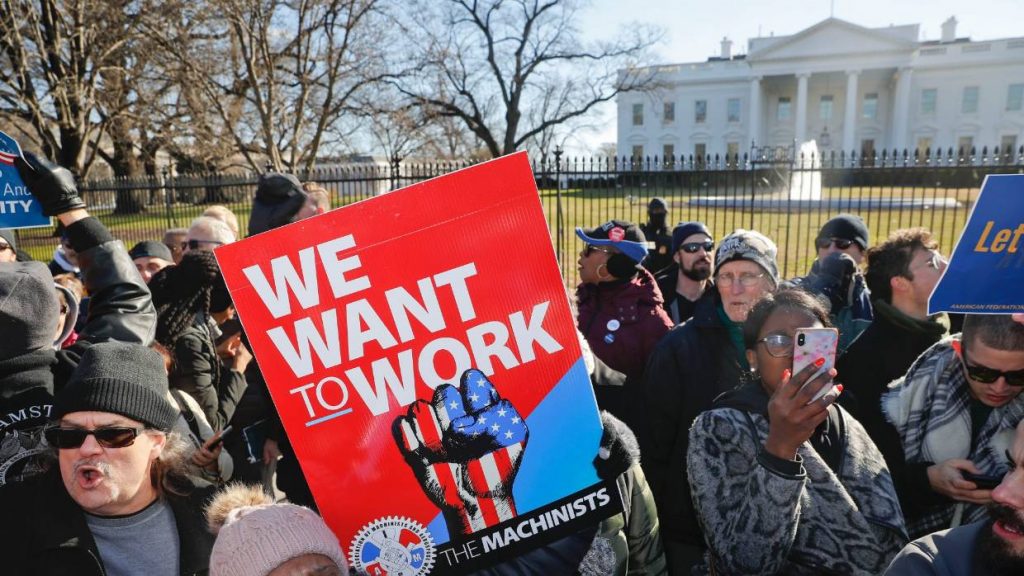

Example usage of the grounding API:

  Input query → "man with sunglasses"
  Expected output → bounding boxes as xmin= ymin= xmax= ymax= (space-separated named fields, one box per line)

xmin=789 ymin=214 xmax=873 ymax=353
xmin=0 ymin=153 xmax=156 ymax=491
xmin=0 ymin=342 xmax=214 ymax=576
xmin=185 ymin=215 xmax=235 ymax=254
xmin=881 ymin=314 xmax=1024 ymax=539
xmin=656 ymin=221 xmax=715 ymax=326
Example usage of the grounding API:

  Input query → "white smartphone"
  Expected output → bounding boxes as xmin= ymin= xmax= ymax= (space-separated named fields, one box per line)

xmin=792 ymin=327 xmax=839 ymax=403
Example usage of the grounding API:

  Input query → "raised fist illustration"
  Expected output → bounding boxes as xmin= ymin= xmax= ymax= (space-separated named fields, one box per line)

xmin=394 ymin=369 xmax=528 ymax=535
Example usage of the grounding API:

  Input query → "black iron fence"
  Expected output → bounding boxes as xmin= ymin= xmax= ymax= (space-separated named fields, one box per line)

xmin=10 ymin=146 xmax=1023 ymax=286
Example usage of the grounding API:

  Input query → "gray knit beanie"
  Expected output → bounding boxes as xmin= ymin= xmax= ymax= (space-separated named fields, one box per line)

xmin=0 ymin=261 xmax=59 ymax=361
xmin=54 ymin=342 xmax=178 ymax=431
xmin=714 ymin=229 xmax=780 ymax=287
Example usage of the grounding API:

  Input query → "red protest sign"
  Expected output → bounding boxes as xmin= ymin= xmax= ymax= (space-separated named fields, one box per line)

xmin=215 ymin=153 xmax=617 ymax=574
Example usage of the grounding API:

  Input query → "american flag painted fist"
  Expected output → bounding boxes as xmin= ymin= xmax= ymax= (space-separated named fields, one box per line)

xmin=393 ymin=369 xmax=528 ymax=535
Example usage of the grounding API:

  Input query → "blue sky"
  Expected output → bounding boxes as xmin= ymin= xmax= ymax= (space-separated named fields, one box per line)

xmin=568 ymin=0 xmax=1024 ymax=153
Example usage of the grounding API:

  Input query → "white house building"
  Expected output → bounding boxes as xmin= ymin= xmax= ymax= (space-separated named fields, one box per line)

xmin=617 ymin=17 xmax=1024 ymax=163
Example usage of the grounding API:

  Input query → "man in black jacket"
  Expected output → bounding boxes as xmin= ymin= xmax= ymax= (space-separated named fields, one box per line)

xmin=639 ymin=229 xmax=779 ymax=574
xmin=0 ymin=343 xmax=214 ymax=576
xmin=0 ymin=152 xmax=156 ymax=489
xmin=837 ymin=228 xmax=949 ymax=482
xmin=640 ymin=198 xmax=673 ymax=274
xmin=655 ymin=221 xmax=715 ymax=325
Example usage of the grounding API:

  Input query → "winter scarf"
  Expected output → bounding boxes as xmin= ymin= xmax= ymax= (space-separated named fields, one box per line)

xmin=882 ymin=335 xmax=1024 ymax=535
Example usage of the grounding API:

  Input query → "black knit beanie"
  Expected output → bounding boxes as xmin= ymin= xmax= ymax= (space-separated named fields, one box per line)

xmin=54 ymin=342 xmax=178 ymax=431
xmin=817 ymin=214 xmax=870 ymax=250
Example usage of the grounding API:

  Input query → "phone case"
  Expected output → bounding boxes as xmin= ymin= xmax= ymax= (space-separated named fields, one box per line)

xmin=792 ymin=328 xmax=839 ymax=403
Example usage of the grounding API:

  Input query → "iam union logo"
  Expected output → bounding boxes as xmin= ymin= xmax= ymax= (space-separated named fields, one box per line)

xmin=349 ymin=516 xmax=435 ymax=576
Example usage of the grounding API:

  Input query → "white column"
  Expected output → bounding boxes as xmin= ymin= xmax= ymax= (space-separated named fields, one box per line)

xmin=842 ymin=70 xmax=859 ymax=154
xmin=890 ymin=67 xmax=913 ymax=152
xmin=795 ymin=72 xmax=810 ymax=146
xmin=748 ymin=76 xmax=762 ymax=149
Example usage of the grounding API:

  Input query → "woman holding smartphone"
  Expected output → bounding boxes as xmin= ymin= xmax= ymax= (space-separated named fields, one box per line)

xmin=686 ymin=289 xmax=907 ymax=575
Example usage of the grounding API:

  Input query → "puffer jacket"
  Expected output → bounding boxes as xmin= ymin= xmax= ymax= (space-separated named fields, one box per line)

xmin=688 ymin=384 xmax=907 ymax=575
xmin=0 ymin=218 xmax=156 ymax=489
xmin=576 ymin=269 xmax=672 ymax=382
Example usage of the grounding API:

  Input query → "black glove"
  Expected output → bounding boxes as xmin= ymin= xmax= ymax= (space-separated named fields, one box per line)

xmin=593 ymin=412 xmax=637 ymax=481
xmin=805 ymin=252 xmax=857 ymax=312
xmin=14 ymin=151 xmax=85 ymax=216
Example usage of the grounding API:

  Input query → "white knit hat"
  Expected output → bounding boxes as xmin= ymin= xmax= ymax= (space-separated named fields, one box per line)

xmin=207 ymin=484 xmax=347 ymax=576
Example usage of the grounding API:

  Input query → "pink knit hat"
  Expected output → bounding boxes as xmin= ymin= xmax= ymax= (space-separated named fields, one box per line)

xmin=207 ymin=484 xmax=347 ymax=576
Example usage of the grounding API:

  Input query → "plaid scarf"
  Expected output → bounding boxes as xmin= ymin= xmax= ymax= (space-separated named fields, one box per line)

xmin=882 ymin=336 xmax=1024 ymax=536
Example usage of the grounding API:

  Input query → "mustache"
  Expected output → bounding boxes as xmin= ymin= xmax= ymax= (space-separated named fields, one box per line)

xmin=73 ymin=460 xmax=112 ymax=476
xmin=990 ymin=504 xmax=1024 ymax=533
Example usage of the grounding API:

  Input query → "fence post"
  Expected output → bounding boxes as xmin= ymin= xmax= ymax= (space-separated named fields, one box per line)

xmin=554 ymin=147 xmax=564 ymax=269
xmin=161 ymin=168 xmax=173 ymax=230
xmin=389 ymin=153 xmax=401 ymax=191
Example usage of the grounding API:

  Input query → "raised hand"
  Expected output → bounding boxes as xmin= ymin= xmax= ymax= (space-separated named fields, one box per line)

xmin=764 ymin=360 xmax=841 ymax=461
xmin=394 ymin=369 xmax=528 ymax=535
xmin=14 ymin=152 xmax=85 ymax=216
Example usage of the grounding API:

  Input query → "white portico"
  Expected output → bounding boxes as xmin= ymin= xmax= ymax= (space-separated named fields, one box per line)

xmin=618 ymin=17 xmax=1024 ymax=162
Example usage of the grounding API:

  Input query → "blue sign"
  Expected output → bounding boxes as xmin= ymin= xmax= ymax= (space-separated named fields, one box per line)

xmin=929 ymin=174 xmax=1024 ymax=315
xmin=0 ymin=130 xmax=50 ymax=229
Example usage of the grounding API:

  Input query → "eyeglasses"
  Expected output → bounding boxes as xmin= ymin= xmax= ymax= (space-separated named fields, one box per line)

xmin=716 ymin=272 xmax=765 ymax=288
xmin=183 ymin=239 xmax=224 ymax=250
xmin=961 ymin=343 xmax=1024 ymax=387
xmin=757 ymin=334 xmax=794 ymax=358
xmin=680 ymin=241 xmax=714 ymax=254
xmin=44 ymin=426 xmax=145 ymax=449
xmin=816 ymin=237 xmax=855 ymax=251
xmin=582 ymin=244 xmax=615 ymax=257
xmin=910 ymin=251 xmax=946 ymax=272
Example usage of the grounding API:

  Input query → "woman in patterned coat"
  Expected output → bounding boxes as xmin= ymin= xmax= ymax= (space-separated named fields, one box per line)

xmin=687 ymin=289 xmax=908 ymax=575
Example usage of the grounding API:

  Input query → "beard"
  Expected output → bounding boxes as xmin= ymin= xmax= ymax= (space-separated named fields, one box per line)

xmin=681 ymin=261 xmax=712 ymax=281
xmin=977 ymin=507 xmax=1024 ymax=575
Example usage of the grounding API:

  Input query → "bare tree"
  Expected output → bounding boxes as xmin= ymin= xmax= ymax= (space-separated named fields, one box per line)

xmin=392 ymin=0 xmax=663 ymax=159
xmin=141 ymin=0 xmax=394 ymax=172
xmin=0 ymin=0 xmax=134 ymax=176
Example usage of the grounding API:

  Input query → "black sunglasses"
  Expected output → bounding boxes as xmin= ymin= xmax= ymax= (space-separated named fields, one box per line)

xmin=962 ymin=343 xmax=1024 ymax=387
xmin=582 ymin=244 xmax=615 ymax=257
xmin=44 ymin=426 xmax=145 ymax=449
xmin=184 ymin=239 xmax=224 ymax=250
xmin=680 ymin=240 xmax=714 ymax=254
xmin=817 ymin=237 xmax=854 ymax=250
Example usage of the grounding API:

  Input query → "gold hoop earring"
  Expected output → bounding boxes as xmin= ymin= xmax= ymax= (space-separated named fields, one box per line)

xmin=596 ymin=263 xmax=612 ymax=280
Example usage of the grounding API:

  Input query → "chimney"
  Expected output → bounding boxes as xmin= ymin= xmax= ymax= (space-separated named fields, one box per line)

xmin=941 ymin=16 xmax=957 ymax=43
xmin=720 ymin=37 xmax=733 ymax=59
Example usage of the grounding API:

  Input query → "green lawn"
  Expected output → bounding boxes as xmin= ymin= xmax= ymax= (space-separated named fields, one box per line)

xmin=12 ymin=185 xmax=976 ymax=286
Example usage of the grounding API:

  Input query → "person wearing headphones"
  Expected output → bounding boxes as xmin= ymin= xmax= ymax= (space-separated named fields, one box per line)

xmin=575 ymin=220 xmax=673 ymax=384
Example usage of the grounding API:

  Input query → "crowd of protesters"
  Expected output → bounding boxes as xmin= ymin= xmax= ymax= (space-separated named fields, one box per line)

xmin=0 ymin=152 xmax=1023 ymax=576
